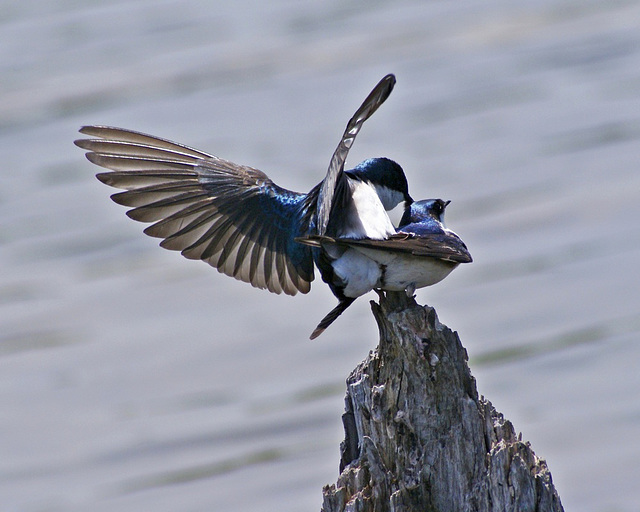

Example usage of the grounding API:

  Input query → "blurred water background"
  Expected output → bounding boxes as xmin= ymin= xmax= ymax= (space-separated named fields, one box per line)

xmin=1 ymin=1 xmax=640 ymax=511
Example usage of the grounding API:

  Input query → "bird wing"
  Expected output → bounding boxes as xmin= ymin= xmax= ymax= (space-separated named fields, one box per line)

xmin=316 ymin=74 xmax=396 ymax=236
xmin=75 ymin=126 xmax=314 ymax=295
xmin=296 ymin=232 xmax=472 ymax=264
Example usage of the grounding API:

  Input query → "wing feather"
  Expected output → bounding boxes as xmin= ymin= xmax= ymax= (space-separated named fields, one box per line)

xmin=316 ymin=74 xmax=396 ymax=236
xmin=296 ymin=232 xmax=472 ymax=264
xmin=75 ymin=126 xmax=314 ymax=295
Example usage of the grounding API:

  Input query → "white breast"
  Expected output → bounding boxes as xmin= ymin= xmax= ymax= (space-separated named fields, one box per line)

xmin=350 ymin=246 xmax=458 ymax=292
xmin=331 ymin=249 xmax=381 ymax=298
xmin=338 ymin=180 xmax=396 ymax=240
xmin=374 ymin=185 xmax=405 ymax=211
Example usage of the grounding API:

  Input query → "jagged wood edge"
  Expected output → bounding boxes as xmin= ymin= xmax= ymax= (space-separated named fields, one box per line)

xmin=321 ymin=291 xmax=563 ymax=512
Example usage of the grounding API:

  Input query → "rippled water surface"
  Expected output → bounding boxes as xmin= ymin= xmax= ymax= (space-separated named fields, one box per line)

xmin=2 ymin=1 xmax=640 ymax=511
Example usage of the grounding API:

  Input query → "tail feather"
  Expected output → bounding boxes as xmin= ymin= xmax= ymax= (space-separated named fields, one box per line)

xmin=310 ymin=298 xmax=356 ymax=339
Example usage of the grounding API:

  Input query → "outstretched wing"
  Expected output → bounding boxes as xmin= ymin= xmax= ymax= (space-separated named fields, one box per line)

xmin=75 ymin=126 xmax=314 ymax=295
xmin=316 ymin=74 xmax=396 ymax=236
xmin=296 ymin=232 xmax=472 ymax=264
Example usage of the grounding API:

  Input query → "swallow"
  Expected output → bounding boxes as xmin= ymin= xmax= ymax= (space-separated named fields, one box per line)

xmin=296 ymin=198 xmax=472 ymax=338
xmin=74 ymin=74 xmax=414 ymax=335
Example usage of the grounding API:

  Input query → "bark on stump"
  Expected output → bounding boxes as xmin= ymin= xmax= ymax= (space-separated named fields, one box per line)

xmin=321 ymin=291 xmax=564 ymax=512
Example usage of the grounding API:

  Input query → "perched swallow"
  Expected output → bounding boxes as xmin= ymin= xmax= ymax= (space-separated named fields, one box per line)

xmin=296 ymin=198 xmax=472 ymax=338
xmin=75 ymin=74 xmax=413 ymax=335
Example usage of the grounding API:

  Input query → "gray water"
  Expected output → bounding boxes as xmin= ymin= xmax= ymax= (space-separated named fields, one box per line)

xmin=1 ymin=1 xmax=640 ymax=511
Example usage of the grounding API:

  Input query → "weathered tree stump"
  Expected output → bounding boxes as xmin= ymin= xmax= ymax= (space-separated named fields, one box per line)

xmin=321 ymin=292 xmax=564 ymax=512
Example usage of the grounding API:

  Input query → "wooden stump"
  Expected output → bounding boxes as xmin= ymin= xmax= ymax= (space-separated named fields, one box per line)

xmin=321 ymin=292 xmax=564 ymax=512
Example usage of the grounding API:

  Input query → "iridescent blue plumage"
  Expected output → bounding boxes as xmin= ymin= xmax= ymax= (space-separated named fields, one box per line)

xmin=347 ymin=158 xmax=409 ymax=207
xmin=74 ymin=74 xmax=440 ymax=338
xmin=295 ymin=198 xmax=471 ymax=338
xmin=76 ymin=75 xmax=471 ymax=338
xmin=399 ymin=198 xmax=449 ymax=235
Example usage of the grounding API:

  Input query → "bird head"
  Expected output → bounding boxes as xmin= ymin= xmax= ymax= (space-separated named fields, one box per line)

xmin=399 ymin=198 xmax=450 ymax=228
xmin=348 ymin=158 xmax=413 ymax=211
